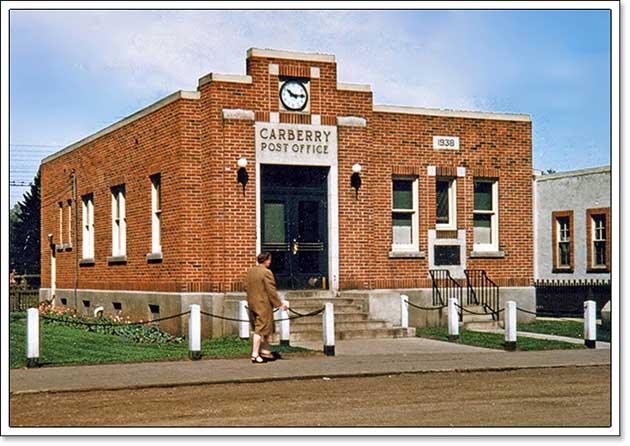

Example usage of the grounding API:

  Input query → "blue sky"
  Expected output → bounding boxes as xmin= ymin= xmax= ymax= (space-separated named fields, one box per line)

xmin=9 ymin=9 xmax=611 ymax=206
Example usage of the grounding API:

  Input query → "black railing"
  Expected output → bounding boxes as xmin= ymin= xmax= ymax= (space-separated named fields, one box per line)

xmin=429 ymin=269 xmax=463 ymax=321
xmin=535 ymin=279 xmax=610 ymax=317
xmin=464 ymin=270 xmax=500 ymax=320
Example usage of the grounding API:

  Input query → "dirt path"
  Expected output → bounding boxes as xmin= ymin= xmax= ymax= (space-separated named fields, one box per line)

xmin=10 ymin=366 xmax=610 ymax=427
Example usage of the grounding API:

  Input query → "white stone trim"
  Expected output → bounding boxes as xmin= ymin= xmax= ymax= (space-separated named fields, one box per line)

xmin=222 ymin=109 xmax=255 ymax=120
xmin=311 ymin=114 xmax=321 ymax=125
xmin=457 ymin=166 xmax=466 ymax=177
xmin=310 ymin=67 xmax=320 ymax=78
xmin=337 ymin=116 xmax=367 ymax=127
xmin=427 ymin=166 xmax=436 ymax=177
xmin=373 ymin=104 xmax=531 ymax=122
xmin=42 ymin=91 xmax=201 ymax=164
xmin=337 ymin=82 xmax=371 ymax=92
xmin=247 ymin=48 xmax=335 ymax=63
xmin=534 ymin=165 xmax=611 ymax=182
xmin=198 ymin=73 xmax=253 ymax=87
xmin=270 ymin=112 xmax=280 ymax=123
xmin=268 ymin=64 xmax=279 ymax=75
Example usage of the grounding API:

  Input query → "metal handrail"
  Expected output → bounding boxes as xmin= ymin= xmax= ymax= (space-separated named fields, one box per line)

xmin=464 ymin=269 xmax=500 ymax=321
xmin=429 ymin=269 xmax=463 ymax=321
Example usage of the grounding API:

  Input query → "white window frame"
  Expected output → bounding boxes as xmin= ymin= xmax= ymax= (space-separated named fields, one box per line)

xmin=58 ymin=202 xmax=64 ymax=246
xmin=473 ymin=179 xmax=499 ymax=252
xmin=591 ymin=214 xmax=606 ymax=267
xmin=67 ymin=199 xmax=72 ymax=246
xmin=435 ymin=177 xmax=457 ymax=230
xmin=391 ymin=176 xmax=419 ymax=252
xmin=81 ymin=195 xmax=94 ymax=259
xmin=151 ymin=174 xmax=162 ymax=254
xmin=557 ymin=217 xmax=571 ymax=267
xmin=111 ymin=185 xmax=126 ymax=257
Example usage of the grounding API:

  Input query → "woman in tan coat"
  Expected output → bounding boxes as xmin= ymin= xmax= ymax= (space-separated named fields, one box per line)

xmin=245 ymin=252 xmax=288 ymax=364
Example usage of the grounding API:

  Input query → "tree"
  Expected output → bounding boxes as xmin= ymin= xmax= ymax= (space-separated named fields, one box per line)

xmin=10 ymin=171 xmax=41 ymax=276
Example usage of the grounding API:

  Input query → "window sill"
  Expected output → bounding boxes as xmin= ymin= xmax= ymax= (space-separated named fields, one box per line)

xmin=63 ymin=242 xmax=72 ymax=251
xmin=107 ymin=255 xmax=127 ymax=264
xmin=470 ymin=250 xmax=505 ymax=258
xmin=79 ymin=258 xmax=95 ymax=266
xmin=146 ymin=252 xmax=163 ymax=261
xmin=552 ymin=267 xmax=574 ymax=274
xmin=586 ymin=267 xmax=610 ymax=274
xmin=389 ymin=250 xmax=425 ymax=259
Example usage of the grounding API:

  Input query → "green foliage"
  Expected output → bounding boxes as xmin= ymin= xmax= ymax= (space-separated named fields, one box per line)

xmin=10 ymin=171 xmax=41 ymax=275
xmin=415 ymin=327 xmax=584 ymax=351
xmin=520 ymin=319 xmax=611 ymax=343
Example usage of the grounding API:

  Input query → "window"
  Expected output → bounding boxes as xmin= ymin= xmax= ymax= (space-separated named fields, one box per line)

xmin=58 ymin=202 xmax=64 ymax=246
xmin=67 ymin=199 xmax=72 ymax=246
xmin=111 ymin=185 xmax=126 ymax=257
xmin=81 ymin=194 xmax=94 ymax=259
xmin=473 ymin=179 xmax=499 ymax=251
xmin=587 ymin=208 xmax=610 ymax=272
xmin=552 ymin=210 xmax=573 ymax=272
xmin=434 ymin=245 xmax=461 ymax=266
xmin=436 ymin=177 xmax=456 ymax=229
xmin=392 ymin=177 xmax=418 ymax=251
xmin=151 ymin=174 xmax=162 ymax=254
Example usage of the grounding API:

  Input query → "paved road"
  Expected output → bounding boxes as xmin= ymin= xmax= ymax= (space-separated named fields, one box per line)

xmin=9 ymin=366 xmax=611 ymax=427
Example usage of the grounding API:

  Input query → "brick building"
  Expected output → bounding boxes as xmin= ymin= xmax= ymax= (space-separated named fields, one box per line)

xmin=40 ymin=48 xmax=535 ymax=337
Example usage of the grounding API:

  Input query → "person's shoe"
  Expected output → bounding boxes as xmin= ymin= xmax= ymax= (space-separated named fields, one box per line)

xmin=261 ymin=351 xmax=281 ymax=361
xmin=251 ymin=356 xmax=267 ymax=364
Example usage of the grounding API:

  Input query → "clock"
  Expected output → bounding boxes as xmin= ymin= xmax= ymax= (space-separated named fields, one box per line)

xmin=279 ymin=80 xmax=308 ymax=111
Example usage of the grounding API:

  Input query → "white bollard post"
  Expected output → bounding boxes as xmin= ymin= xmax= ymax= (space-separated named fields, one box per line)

xmin=584 ymin=300 xmax=597 ymax=349
xmin=239 ymin=300 xmax=249 ymax=339
xmin=400 ymin=295 xmax=409 ymax=329
xmin=279 ymin=300 xmax=290 ymax=346
xmin=504 ymin=301 xmax=517 ymax=351
xmin=188 ymin=304 xmax=201 ymax=360
xmin=448 ymin=297 xmax=459 ymax=341
xmin=26 ymin=308 xmax=40 ymax=368
xmin=323 ymin=302 xmax=335 ymax=356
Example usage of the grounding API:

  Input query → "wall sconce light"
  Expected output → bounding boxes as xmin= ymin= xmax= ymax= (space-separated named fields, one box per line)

xmin=237 ymin=157 xmax=249 ymax=196
xmin=351 ymin=163 xmax=362 ymax=199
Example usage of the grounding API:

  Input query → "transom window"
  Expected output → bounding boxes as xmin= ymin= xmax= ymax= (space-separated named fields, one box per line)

xmin=473 ymin=179 xmax=499 ymax=251
xmin=392 ymin=177 xmax=418 ymax=251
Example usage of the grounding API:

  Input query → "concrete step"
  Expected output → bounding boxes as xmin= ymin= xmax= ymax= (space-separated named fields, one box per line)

xmin=278 ymin=290 xmax=336 ymax=299
xmin=279 ymin=320 xmax=392 ymax=333
xmin=462 ymin=320 xmax=503 ymax=330
xmin=286 ymin=297 xmax=366 ymax=306
xmin=287 ymin=303 xmax=365 ymax=313
xmin=286 ymin=312 xmax=369 ymax=323
xmin=462 ymin=313 xmax=494 ymax=323
xmin=270 ymin=327 xmax=416 ymax=343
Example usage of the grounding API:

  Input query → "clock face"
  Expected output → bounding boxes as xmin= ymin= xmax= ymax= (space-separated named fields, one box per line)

xmin=280 ymin=80 xmax=308 ymax=111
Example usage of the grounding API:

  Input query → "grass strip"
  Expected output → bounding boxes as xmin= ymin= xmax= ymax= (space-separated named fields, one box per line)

xmin=416 ymin=326 xmax=584 ymax=351
xmin=10 ymin=317 xmax=308 ymax=369
xmin=519 ymin=319 xmax=610 ymax=343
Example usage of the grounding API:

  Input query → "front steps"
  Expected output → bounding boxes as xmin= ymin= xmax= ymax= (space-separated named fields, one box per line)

xmin=270 ymin=291 xmax=415 ymax=343
xmin=461 ymin=305 xmax=503 ymax=330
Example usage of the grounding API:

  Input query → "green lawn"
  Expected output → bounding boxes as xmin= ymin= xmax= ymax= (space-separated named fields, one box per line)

xmin=415 ymin=326 xmax=584 ymax=351
xmin=519 ymin=319 xmax=611 ymax=343
xmin=10 ymin=315 xmax=309 ymax=369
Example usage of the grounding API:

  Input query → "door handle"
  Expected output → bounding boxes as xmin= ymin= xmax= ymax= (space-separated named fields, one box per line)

xmin=292 ymin=239 xmax=299 ymax=255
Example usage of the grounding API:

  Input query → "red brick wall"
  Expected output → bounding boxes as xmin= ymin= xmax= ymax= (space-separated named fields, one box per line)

xmin=41 ymin=52 xmax=533 ymax=293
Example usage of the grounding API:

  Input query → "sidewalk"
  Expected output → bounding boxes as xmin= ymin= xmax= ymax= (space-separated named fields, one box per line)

xmin=10 ymin=337 xmax=611 ymax=395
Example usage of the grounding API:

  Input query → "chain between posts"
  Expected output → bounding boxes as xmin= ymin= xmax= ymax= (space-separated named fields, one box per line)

xmin=41 ymin=311 xmax=192 ymax=327
xmin=200 ymin=306 xmax=325 ymax=323
xmin=402 ymin=299 xmax=447 ymax=311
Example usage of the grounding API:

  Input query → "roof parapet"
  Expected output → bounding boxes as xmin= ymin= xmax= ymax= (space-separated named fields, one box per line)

xmin=198 ymin=73 xmax=253 ymax=88
xmin=373 ymin=104 xmax=531 ymax=122
xmin=247 ymin=48 xmax=335 ymax=63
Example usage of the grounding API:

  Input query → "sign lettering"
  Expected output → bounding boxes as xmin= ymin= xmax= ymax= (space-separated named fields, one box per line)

xmin=256 ymin=123 xmax=337 ymax=166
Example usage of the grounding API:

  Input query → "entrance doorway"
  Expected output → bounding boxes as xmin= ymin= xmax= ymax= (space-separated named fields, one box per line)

xmin=261 ymin=165 xmax=329 ymax=290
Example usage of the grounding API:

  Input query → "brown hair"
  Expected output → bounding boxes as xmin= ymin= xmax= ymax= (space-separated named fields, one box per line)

xmin=257 ymin=252 xmax=272 ymax=264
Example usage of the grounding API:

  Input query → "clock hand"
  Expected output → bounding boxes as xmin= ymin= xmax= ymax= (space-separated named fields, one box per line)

xmin=288 ymin=87 xmax=305 ymax=98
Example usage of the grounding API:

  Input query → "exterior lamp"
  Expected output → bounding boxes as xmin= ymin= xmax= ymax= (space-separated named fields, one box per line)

xmin=237 ymin=157 xmax=249 ymax=195
xmin=351 ymin=163 xmax=362 ymax=199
